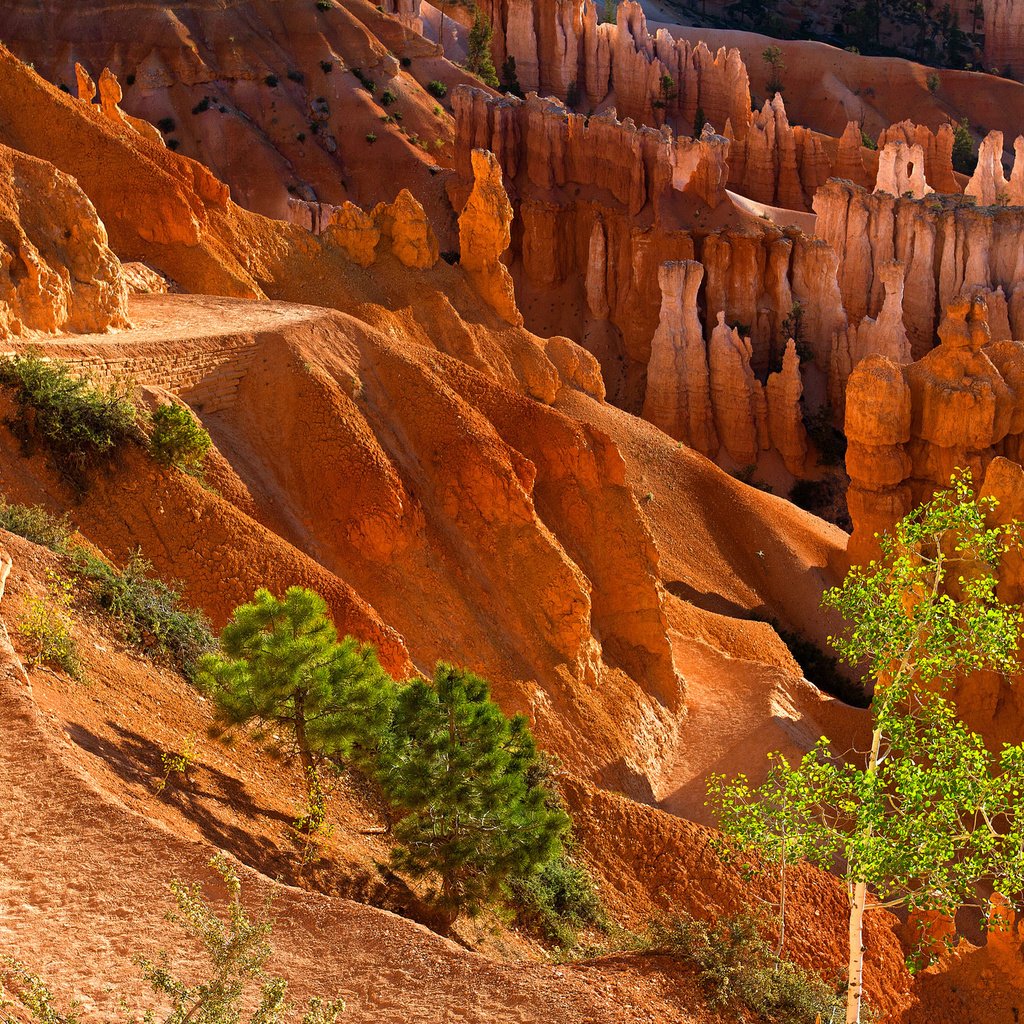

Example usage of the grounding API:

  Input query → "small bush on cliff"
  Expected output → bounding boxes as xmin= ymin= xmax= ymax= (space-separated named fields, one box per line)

xmin=72 ymin=548 xmax=214 ymax=681
xmin=426 ymin=79 xmax=447 ymax=99
xmin=0 ymin=856 xmax=345 ymax=1024
xmin=149 ymin=402 xmax=212 ymax=477
xmin=0 ymin=500 xmax=72 ymax=551
xmin=379 ymin=663 xmax=569 ymax=925
xmin=18 ymin=572 xmax=82 ymax=680
xmin=508 ymin=852 xmax=605 ymax=947
xmin=0 ymin=353 xmax=141 ymax=490
xmin=198 ymin=587 xmax=396 ymax=826
xmin=645 ymin=913 xmax=845 ymax=1024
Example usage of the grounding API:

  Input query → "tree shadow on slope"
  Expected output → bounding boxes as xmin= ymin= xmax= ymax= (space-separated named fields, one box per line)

xmin=63 ymin=720 xmax=450 ymax=935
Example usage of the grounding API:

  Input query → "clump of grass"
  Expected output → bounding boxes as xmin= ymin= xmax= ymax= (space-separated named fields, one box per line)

xmin=71 ymin=548 xmax=215 ymax=681
xmin=149 ymin=402 xmax=212 ymax=477
xmin=0 ymin=501 xmax=72 ymax=551
xmin=0 ymin=353 xmax=141 ymax=490
xmin=644 ymin=913 xmax=846 ymax=1024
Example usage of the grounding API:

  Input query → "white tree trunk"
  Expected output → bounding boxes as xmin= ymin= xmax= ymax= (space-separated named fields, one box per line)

xmin=846 ymin=880 xmax=867 ymax=1024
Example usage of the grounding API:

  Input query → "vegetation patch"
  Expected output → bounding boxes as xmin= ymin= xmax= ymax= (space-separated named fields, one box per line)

xmin=507 ymin=851 xmax=606 ymax=947
xmin=149 ymin=402 xmax=212 ymax=477
xmin=71 ymin=548 xmax=215 ymax=682
xmin=645 ymin=913 xmax=845 ymax=1024
xmin=0 ymin=353 xmax=141 ymax=490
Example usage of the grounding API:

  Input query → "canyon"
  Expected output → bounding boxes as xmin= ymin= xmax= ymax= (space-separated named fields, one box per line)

xmin=1 ymin=0 xmax=1023 ymax=1020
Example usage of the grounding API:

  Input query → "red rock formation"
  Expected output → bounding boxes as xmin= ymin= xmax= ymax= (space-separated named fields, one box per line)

xmin=372 ymin=188 xmax=439 ymax=268
xmin=845 ymin=296 xmax=1024 ymax=564
xmin=766 ymin=338 xmax=809 ymax=475
xmin=983 ymin=0 xmax=1024 ymax=78
xmin=876 ymin=120 xmax=959 ymax=195
xmin=451 ymin=85 xmax=845 ymax=411
xmin=874 ymin=140 xmax=933 ymax=199
xmin=966 ymin=130 xmax=1012 ymax=206
xmin=814 ymin=178 xmax=1024 ymax=360
xmin=708 ymin=311 xmax=769 ymax=465
xmin=457 ymin=148 xmax=521 ymax=323
xmin=0 ymin=143 xmax=129 ymax=336
xmin=641 ymin=260 xmax=716 ymax=454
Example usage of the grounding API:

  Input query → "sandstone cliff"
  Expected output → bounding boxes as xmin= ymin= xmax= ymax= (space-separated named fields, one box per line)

xmin=0 ymin=143 xmax=129 ymax=336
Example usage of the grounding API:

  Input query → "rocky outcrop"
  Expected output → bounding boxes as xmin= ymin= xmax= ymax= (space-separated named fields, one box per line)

xmin=458 ymin=148 xmax=522 ymax=324
xmin=983 ymin=0 xmax=1024 ymax=79
xmin=641 ymin=261 xmax=716 ymax=453
xmin=829 ymin=260 xmax=911 ymax=409
xmin=0 ymin=143 xmax=129 ymax=336
xmin=452 ymin=85 xmax=847 ymax=410
xmin=964 ymin=130 xmax=1024 ymax=207
xmin=725 ymin=93 xmax=832 ymax=212
xmin=372 ymin=189 xmax=439 ymax=269
xmin=766 ymin=338 xmax=809 ymax=475
xmin=876 ymin=120 xmax=959 ymax=195
xmin=845 ymin=295 xmax=1024 ymax=564
xmin=75 ymin=63 xmax=163 ymax=146
xmin=874 ymin=140 xmax=932 ymax=199
xmin=708 ymin=312 xmax=769 ymax=465
xmin=814 ymin=178 xmax=1024 ymax=361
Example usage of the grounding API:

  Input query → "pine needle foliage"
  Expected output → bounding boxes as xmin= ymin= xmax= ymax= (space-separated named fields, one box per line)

xmin=465 ymin=10 xmax=499 ymax=88
xmin=379 ymin=663 xmax=569 ymax=923
xmin=198 ymin=588 xmax=396 ymax=808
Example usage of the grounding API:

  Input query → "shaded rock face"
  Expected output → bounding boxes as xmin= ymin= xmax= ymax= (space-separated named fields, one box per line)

xmin=458 ymin=149 xmax=522 ymax=324
xmin=845 ymin=296 xmax=1024 ymax=565
xmin=0 ymin=143 xmax=129 ymax=336
xmin=451 ymin=85 xmax=847 ymax=410
xmin=813 ymin=178 xmax=1024 ymax=362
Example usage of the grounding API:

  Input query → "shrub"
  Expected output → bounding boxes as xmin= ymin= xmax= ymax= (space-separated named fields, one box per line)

xmin=166 ymin=138 xmax=181 ymax=150
xmin=287 ymin=69 xmax=305 ymax=83
xmin=365 ymin=132 xmax=377 ymax=143
xmin=952 ymin=116 xmax=976 ymax=174
xmin=432 ymin=104 xmax=442 ymax=116
xmin=400 ymin=56 xmax=412 ymax=68
xmin=264 ymin=74 xmax=279 ymax=87
xmin=71 ymin=548 xmax=215 ymax=681
xmin=149 ymin=402 xmax=212 ymax=477
xmin=126 ymin=74 xmax=136 ymax=86
xmin=380 ymin=88 xmax=398 ymax=106
xmin=508 ymin=853 xmax=605 ymax=946
xmin=320 ymin=59 xmax=334 ymax=73
xmin=191 ymin=97 xmax=211 ymax=114
xmin=426 ymin=79 xmax=447 ymax=99
xmin=380 ymin=663 xmax=570 ymax=924
xmin=693 ymin=106 xmax=706 ymax=138
xmin=317 ymin=0 xmax=332 ymax=8
xmin=0 ymin=353 xmax=140 ymax=490
xmin=17 ymin=572 xmax=82 ymax=679
xmin=926 ymin=72 xmax=940 ymax=93
xmin=0 ymin=501 xmax=72 ymax=551
xmin=297 ymin=131 xmax=306 ymax=141
xmin=645 ymin=913 xmax=845 ymax=1024
xmin=860 ymin=126 xmax=877 ymax=150
xmin=465 ymin=10 xmax=499 ymax=88
xmin=156 ymin=116 xmax=176 ymax=133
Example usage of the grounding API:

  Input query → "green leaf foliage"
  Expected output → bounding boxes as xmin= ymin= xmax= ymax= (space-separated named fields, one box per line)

xmin=379 ymin=663 xmax=569 ymax=922
xmin=149 ymin=402 xmax=213 ymax=477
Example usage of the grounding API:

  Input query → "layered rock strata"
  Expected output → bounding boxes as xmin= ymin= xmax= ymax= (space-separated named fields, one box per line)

xmin=845 ymin=296 xmax=1024 ymax=565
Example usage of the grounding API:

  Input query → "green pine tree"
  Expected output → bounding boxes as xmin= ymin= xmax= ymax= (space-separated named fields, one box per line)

xmin=952 ymin=117 xmax=977 ymax=175
xmin=198 ymin=587 xmax=396 ymax=823
xmin=466 ymin=9 xmax=500 ymax=89
xmin=380 ymin=663 xmax=569 ymax=924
